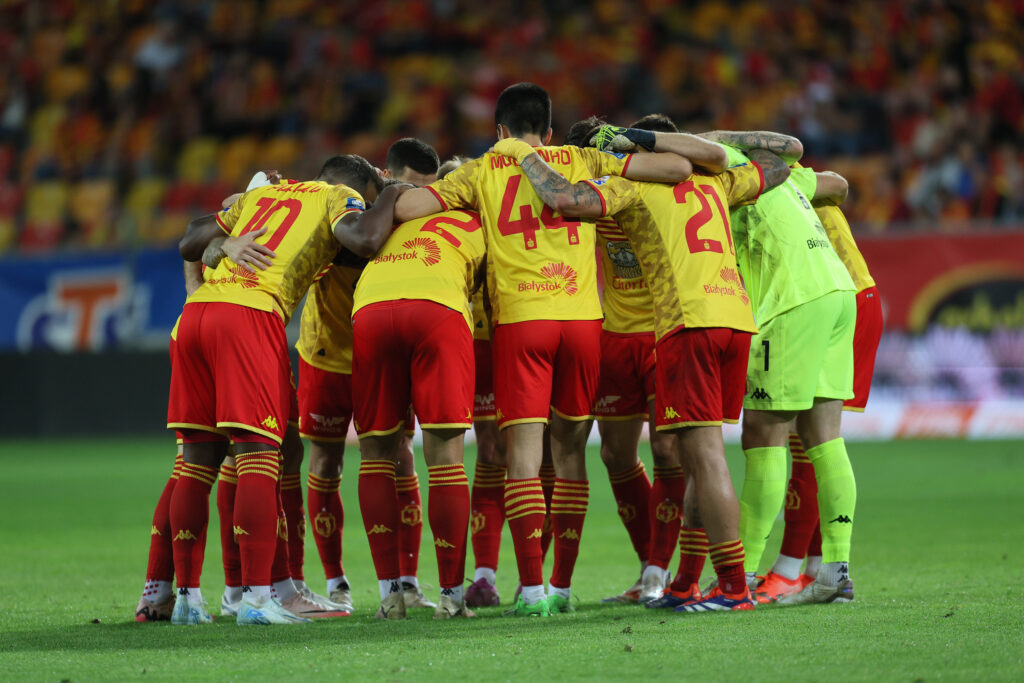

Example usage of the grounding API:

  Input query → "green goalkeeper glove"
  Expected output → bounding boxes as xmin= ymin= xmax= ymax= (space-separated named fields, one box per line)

xmin=590 ymin=125 xmax=657 ymax=152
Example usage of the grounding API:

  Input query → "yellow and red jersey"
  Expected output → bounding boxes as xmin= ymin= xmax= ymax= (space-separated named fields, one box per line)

xmin=599 ymin=161 xmax=765 ymax=340
xmin=295 ymin=264 xmax=361 ymax=374
xmin=815 ymin=204 xmax=875 ymax=293
xmin=426 ymin=146 xmax=632 ymax=325
xmin=596 ymin=217 xmax=655 ymax=334
xmin=188 ymin=181 xmax=364 ymax=323
xmin=471 ymin=287 xmax=490 ymax=341
xmin=353 ymin=209 xmax=486 ymax=330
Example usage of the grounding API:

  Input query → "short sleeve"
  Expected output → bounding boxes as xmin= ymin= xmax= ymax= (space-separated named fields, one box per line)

xmin=788 ymin=167 xmax=818 ymax=201
xmin=576 ymin=147 xmax=633 ymax=179
xmin=327 ymin=184 xmax=366 ymax=227
xmin=719 ymin=161 xmax=766 ymax=208
xmin=426 ymin=157 xmax=482 ymax=211
xmin=215 ymin=195 xmax=246 ymax=234
xmin=582 ymin=175 xmax=638 ymax=217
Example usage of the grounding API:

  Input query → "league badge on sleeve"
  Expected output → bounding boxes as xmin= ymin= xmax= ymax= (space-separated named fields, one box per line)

xmin=346 ymin=197 xmax=365 ymax=212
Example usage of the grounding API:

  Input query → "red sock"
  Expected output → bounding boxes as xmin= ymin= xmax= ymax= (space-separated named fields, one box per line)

xmin=539 ymin=464 xmax=556 ymax=562
xmin=649 ymin=466 xmax=685 ymax=569
xmin=780 ymin=433 xmax=820 ymax=559
xmin=549 ymin=479 xmax=589 ymax=589
xmin=427 ymin=464 xmax=470 ymax=589
xmin=504 ymin=478 xmax=547 ymax=587
xmin=470 ymin=463 xmax=506 ymax=571
xmin=145 ymin=454 xmax=182 ymax=583
xmin=270 ymin=481 xmax=291 ymax=584
xmin=396 ymin=474 xmax=422 ymax=579
xmin=608 ymin=460 xmax=652 ymax=564
xmin=307 ymin=473 xmax=344 ymax=579
xmin=216 ymin=463 xmax=241 ymax=586
xmin=280 ymin=472 xmax=305 ymax=581
xmin=807 ymin=524 xmax=822 ymax=558
xmin=359 ymin=460 xmax=401 ymax=581
xmin=169 ymin=461 xmax=218 ymax=588
xmin=709 ymin=539 xmax=747 ymax=596
xmin=233 ymin=451 xmax=281 ymax=587
xmin=671 ymin=527 xmax=709 ymax=592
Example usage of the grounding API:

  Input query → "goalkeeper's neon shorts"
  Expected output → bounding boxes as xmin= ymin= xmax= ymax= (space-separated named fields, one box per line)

xmin=743 ymin=289 xmax=855 ymax=412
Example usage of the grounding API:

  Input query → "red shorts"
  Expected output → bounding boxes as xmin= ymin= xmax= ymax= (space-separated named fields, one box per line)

xmin=492 ymin=319 xmax=602 ymax=428
xmin=297 ymin=357 xmax=354 ymax=441
xmin=167 ymin=302 xmax=291 ymax=444
xmin=594 ymin=331 xmax=656 ymax=420
xmin=845 ymin=286 xmax=883 ymax=412
xmin=654 ymin=327 xmax=751 ymax=431
xmin=474 ymin=339 xmax=496 ymax=420
xmin=352 ymin=300 xmax=474 ymax=436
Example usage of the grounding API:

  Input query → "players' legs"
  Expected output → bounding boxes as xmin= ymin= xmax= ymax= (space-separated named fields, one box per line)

xmin=168 ymin=435 xmax=226 ymax=622
xmin=278 ymin=425 xmax=305 ymax=593
xmin=502 ymin=421 xmax=548 ymax=608
xmin=598 ymin=417 xmax=652 ymax=572
xmin=646 ymin=400 xmax=685 ymax=598
xmin=422 ymin=428 xmax=471 ymax=613
xmin=395 ymin=430 xmax=426 ymax=602
xmin=468 ymin=419 xmax=506 ymax=603
xmin=136 ymin=441 xmax=184 ymax=622
xmin=217 ymin=453 xmax=242 ymax=612
xmin=307 ymin=439 xmax=349 ymax=600
xmin=738 ymin=408 xmax=796 ymax=577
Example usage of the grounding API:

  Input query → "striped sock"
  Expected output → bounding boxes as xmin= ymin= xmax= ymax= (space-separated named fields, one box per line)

xmin=504 ymin=478 xmax=547 ymax=588
xmin=144 ymin=453 xmax=184 ymax=589
xmin=608 ymin=460 xmax=652 ymax=564
xmin=216 ymin=462 xmax=241 ymax=587
xmin=396 ymin=474 xmax=422 ymax=580
xmin=169 ymin=461 xmax=219 ymax=588
xmin=671 ymin=526 xmax=709 ymax=592
xmin=549 ymin=479 xmax=589 ymax=589
xmin=359 ymin=460 xmax=400 ymax=582
xmin=779 ymin=432 xmax=819 ymax=564
xmin=307 ymin=472 xmax=344 ymax=580
xmin=649 ymin=466 xmax=685 ymax=569
xmin=280 ymin=472 xmax=305 ymax=581
xmin=234 ymin=451 xmax=281 ymax=587
xmin=470 ymin=463 xmax=506 ymax=573
xmin=709 ymin=539 xmax=747 ymax=596
xmin=427 ymin=464 xmax=470 ymax=590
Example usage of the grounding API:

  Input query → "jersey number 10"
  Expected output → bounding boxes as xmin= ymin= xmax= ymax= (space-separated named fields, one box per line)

xmin=238 ymin=197 xmax=303 ymax=251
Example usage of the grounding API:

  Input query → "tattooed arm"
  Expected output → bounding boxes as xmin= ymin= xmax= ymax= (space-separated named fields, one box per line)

xmin=518 ymin=153 xmax=605 ymax=218
xmin=747 ymin=149 xmax=791 ymax=191
xmin=698 ymin=130 xmax=803 ymax=165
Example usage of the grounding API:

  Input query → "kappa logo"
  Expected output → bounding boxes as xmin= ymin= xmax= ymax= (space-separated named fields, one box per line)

xmin=655 ymin=500 xmax=681 ymax=524
xmin=664 ymin=406 xmax=680 ymax=420
xmin=526 ymin=528 xmax=543 ymax=539
xmin=261 ymin=415 xmax=280 ymax=431
xmin=829 ymin=515 xmax=852 ymax=524
xmin=314 ymin=511 xmax=337 ymax=538
xmin=435 ymin=538 xmax=456 ymax=549
xmin=173 ymin=529 xmax=197 ymax=541
xmin=617 ymin=502 xmax=637 ymax=523
xmin=401 ymin=504 xmax=422 ymax=526
xmin=750 ymin=388 xmax=772 ymax=401
xmin=151 ymin=525 xmax=162 ymax=536
xmin=559 ymin=529 xmax=580 ymax=540
xmin=233 ymin=525 xmax=250 ymax=537
xmin=471 ymin=511 xmax=487 ymax=535
xmin=367 ymin=524 xmax=393 ymax=535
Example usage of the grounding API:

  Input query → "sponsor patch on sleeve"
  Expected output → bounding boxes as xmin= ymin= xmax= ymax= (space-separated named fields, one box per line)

xmin=588 ymin=176 xmax=610 ymax=186
xmin=345 ymin=197 xmax=365 ymax=212
xmin=603 ymin=151 xmax=627 ymax=159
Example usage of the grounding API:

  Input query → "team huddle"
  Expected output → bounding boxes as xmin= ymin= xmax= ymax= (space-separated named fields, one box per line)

xmin=134 ymin=82 xmax=881 ymax=625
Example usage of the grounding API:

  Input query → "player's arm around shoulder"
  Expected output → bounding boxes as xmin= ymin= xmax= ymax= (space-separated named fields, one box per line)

xmin=495 ymin=138 xmax=606 ymax=218
xmin=333 ymin=182 xmax=412 ymax=258
xmin=811 ymin=170 xmax=849 ymax=207
xmin=746 ymin=149 xmax=791 ymax=192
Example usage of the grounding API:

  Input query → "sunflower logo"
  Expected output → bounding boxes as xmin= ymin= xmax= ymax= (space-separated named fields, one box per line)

xmin=402 ymin=237 xmax=441 ymax=266
xmin=539 ymin=262 xmax=578 ymax=295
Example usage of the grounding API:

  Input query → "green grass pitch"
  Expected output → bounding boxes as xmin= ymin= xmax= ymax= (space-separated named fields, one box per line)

xmin=1 ymin=437 xmax=1022 ymax=681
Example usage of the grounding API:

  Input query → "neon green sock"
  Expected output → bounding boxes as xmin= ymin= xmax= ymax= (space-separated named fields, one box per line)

xmin=738 ymin=447 xmax=788 ymax=573
xmin=807 ymin=437 xmax=856 ymax=564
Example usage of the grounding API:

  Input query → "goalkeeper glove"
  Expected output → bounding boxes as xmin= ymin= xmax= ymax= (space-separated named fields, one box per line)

xmin=590 ymin=125 xmax=657 ymax=152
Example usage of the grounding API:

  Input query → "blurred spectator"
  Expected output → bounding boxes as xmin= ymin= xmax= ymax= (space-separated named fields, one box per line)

xmin=0 ymin=0 xmax=1021 ymax=252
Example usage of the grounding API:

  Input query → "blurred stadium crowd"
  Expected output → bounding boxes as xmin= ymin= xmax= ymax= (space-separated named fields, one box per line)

xmin=0 ymin=0 xmax=1022 ymax=252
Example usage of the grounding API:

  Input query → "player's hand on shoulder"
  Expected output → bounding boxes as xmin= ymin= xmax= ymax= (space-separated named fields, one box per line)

xmin=222 ymin=226 xmax=276 ymax=272
xmin=591 ymin=125 xmax=656 ymax=153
